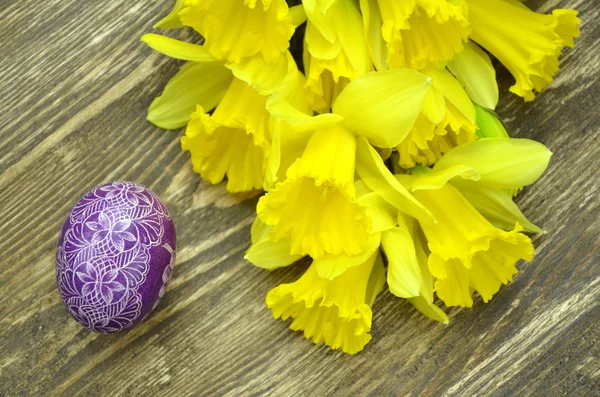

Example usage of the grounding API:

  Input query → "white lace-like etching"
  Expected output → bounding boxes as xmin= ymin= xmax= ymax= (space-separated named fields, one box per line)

xmin=56 ymin=182 xmax=173 ymax=333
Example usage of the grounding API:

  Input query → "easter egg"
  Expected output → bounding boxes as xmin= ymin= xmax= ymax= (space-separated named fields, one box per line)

xmin=55 ymin=181 xmax=176 ymax=333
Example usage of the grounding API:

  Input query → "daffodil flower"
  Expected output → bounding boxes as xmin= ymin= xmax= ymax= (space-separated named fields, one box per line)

xmin=362 ymin=0 xmax=470 ymax=70
xmin=266 ymin=250 xmax=386 ymax=354
xmin=467 ymin=0 xmax=580 ymax=101
xmin=257 ymin=69 xmax=433 ymax=260
xmin=141 ymin=34 xmax=310 ymax=192
xmin=403 ymin=138 xmax=552 ymax=307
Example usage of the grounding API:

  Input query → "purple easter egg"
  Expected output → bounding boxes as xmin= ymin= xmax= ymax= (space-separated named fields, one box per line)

xmin=55 ymin=181 xmax=176 ymax=333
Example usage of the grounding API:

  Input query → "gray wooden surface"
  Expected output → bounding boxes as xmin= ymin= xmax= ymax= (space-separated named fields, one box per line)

xmin=0 ymin=0 xmax=598 ymax=396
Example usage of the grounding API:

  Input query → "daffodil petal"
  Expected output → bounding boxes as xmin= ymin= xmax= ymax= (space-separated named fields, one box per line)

xmin=141 ymin=34 xmax=218 ymax=62
xmin=452 ymin=179 xmax=543 ymax=233
xmin=148 ymin=62 xmax=233 ymax=129
xmin=426 ymin=67 xmax=476 ymax=125
xmin=359 ymin=0 xmax=388 ymax=71
xmin=289 ymin=4 xmax=307 ymax=27
xmin=246 ymin=238 xmax=304 ymax=270
xmin=226 ymin=52 xmax=291 ymax=96
xmin=357 ymin=192 xmax=397 ymax=233
xmin=246 ymin=217 xmax=303 ymax=270
xmin=314 ymin=233 xmax=381 ymax=280
xmin=356 ymin=137 xmax=434 ymax=223
xmin=333 ymin=70 xmax=431 ymax=148
xmin=382 ymin=227 xmax=422 ymax=298
xmin=411 ymin=164 xmax=480 ymax=191
xmin=447 ymin=40 xmax=499 ymax=110
xmin=365 ymin=252 xmax=386 ymax=307
xmin=302 ymin=0 xmax=338 ymax=42
xmin=154 ymin=0 xmax=184 ymax=29
xmin=408 ymin=296 xmax=449 ymax=324
xmin=266 ymin=95 xmax=344 ymax=131
xmin=250 ymin=216 xmax=269 ymax=244
xmin=433 ymin=138 xmax=552 ymax=189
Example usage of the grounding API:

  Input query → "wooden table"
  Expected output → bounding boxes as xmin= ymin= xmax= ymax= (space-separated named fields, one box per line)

xmin=1 ymin=0 xmax=598 ymax=395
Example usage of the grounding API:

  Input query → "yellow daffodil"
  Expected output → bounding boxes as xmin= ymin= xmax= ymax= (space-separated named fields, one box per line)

xmin=397 ymin=67 xmax=477 ymax=168
xmin=362 ymin=0 xmax=470 ymax=70
xmin=180 ymin=58 xmax=309 ymax=193
xmin=181 ymin=78 xmax=271 ymax=193
xmin=403 ymin=138 xmax=552 ymax=307
xmin=303 ymin=0 xmax=373 ymax=112
xmin=415 ymin=183 xmax=533 ymax=307
xmin=467 ymin=0 xmax=580 ymax=101
xmin=179 ymin=0 xmax=295 ymax=64
xmin=257 ymin=123 xmax=371 ymax=257
xmin=258 ymin=69 xmax=433 ymax=259
xmin=141 ymin=34 xmax=309 ymax=192
xmin=141 ymin=34 xmax=293 ymax=130
xmin=266 ymin=251 xmax=386 ymax=354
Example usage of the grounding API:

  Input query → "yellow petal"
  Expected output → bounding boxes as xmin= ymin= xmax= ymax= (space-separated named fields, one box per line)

xmin=355 ymin=137 xmax=433 ymax=223
xmin=303 ymin=0 xmax=373 ymax=113
xmin=357 ymin=191 xmax=397 ymax=233
xmin=314 ymin=233 xmax=381 ymax=280
xmin=433 ymin=138 xmax=552 ymax=189
xmin=301 ymin=0 xmax=339 ymax=42
xmin=289 ymin=4 xmax=307 ymax=27
xmin=382 ymin=227 xmax=421 ymax=298
xmin=154 ymin=0 xmax=185 ymax=29
xmin=451 ymin=179 xmax=543 ymax=233
xmin=246 ymin=218 xmax=303 ymax=270
xmin=408 ymin=296 xmax=449 ymax=324
xmin=426 ymin=67 xmax=476 ymax=125
xmin=411 ymin=164 xmax=480 ymax=191
xmin=225 ymin=52 xmax=290 ymax=96
xmin=431 ymin=258 xmax=473 ymax=307
xmin=359 ymin=0 xmax=388 ymax=71
xmin=447 ymin=40 xmax=499 ymax=110
xmin=148 ymin=62 xmax=233 ymax=129
xmin=264 ymin=66 xmax=313 ymax=189
xmin=365 ymin=253 xmax=387 ymax=307
xmin=334 ymin=70 xmax=431 ymax=148
xmin=141 ymin=34 xmax=218 ymax=62
xmin=266 ymin=95 xmax=344 ymax=132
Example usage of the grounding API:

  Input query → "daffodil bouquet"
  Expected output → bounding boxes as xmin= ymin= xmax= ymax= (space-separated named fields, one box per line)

xmin=141 ymin=0 xmax=580 ymax=354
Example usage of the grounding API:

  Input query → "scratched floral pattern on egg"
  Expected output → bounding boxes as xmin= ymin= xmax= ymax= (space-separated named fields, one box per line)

xmin=56 ymin=182 xmax=175 ymax=333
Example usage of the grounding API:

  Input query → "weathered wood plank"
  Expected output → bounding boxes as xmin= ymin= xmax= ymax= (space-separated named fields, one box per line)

xmin=0 ymin=0 xmax=598 ymax=396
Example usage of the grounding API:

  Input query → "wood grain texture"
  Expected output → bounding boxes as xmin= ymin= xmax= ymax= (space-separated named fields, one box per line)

xmin=0 ymin=0 xmax=598 ymax=396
